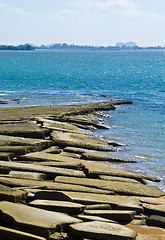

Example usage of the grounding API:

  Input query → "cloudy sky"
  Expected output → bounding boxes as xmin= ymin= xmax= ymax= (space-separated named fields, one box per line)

xmin=0 ymin=0 xmax=164 ymax=47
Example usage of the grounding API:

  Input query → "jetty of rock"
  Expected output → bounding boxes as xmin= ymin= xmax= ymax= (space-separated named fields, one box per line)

xmin=0 ymin=100 xmax=164 ymax=239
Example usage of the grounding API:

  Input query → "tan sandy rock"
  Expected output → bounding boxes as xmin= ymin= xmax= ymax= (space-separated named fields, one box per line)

xmin=143 ymin=204 xmax=165 ymax=216
xmin=77 ymin=214 xmax=117 ymax=223
xmin=0 ymin=201 xmax=81 ymax=237
xmin=69 ymin=221 xmax=137 ymax=240
xmin=0 ymin=184 xmax=27 ymax=202
xmin=9 ymin=171 xmax=47 ymax=180
xmin=85 ymin=204 xmax=111 ymax=210
xmin=0 ymin=146 xmax=36 ymax=156
xmin=0 ymin=226 xmax=46 ymax=240
xmin=55 ymin=176 xmax=164 ymax=197
xmin=29 ymin=199 xmax=85 ymax=214
xmin=0 ymin=152 xmax=14 ymax=161
xmin=99 ymin=175 xmax=140 ymax=184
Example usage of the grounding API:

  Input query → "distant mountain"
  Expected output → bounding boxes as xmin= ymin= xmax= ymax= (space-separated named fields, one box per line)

xmin=116 ymin=42 xmax=137 ymax=48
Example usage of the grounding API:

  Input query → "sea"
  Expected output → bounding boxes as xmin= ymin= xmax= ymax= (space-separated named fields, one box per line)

xmin=0 ymin=50 xmax=164 ymax=190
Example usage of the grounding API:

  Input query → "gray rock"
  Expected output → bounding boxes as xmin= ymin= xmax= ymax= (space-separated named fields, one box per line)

xmin=29 ymin=199 xmax=85 ymax=214
xmin=9 ymin=171 xmax=47 ymax=180
xmin=0 ymin=201 xmax=81 ymax=237
xmin=83 ymin=210 xmax=136 ymax=222
xmin=147 ymin=215 xmax=165 ymax=228
xmin=0 ymin=226 xmax=46 ymax=240
xmin=143 ymin=204 xmax=165 ymax=216
xmin=69 ymin=221 xmax=137 ymax=240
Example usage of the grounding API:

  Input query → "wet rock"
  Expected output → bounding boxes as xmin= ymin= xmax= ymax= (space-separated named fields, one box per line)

xmin=0 ymin=226 xmax=46 ymax=240
xmin=83 ymin=210 xmax=136 ymax=222
xmin=0 ymin=201 xmax=81 ymax=237
xmin=55 ymin=176 xmax=164 ymax=197
xmin=69 ymin=221 xmax=137 ymax=240
xmin=9 ymin=171 xmax=47 ymax=180
xmin=143 ymin=204 xmax=165 ymax=216
xmin=51 ymin=131 xmax=114 ymax=151
xmin=147 ymin=215 xmax=165 ymax=228
xmin=29 ymin=199 xmax=85 ymax=214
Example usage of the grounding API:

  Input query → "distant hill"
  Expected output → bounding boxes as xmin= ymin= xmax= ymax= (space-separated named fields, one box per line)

xmin=0 ymin=44 xmax=35 ymax=50
xmin=116 ymin=42 xmax=137 ymax=48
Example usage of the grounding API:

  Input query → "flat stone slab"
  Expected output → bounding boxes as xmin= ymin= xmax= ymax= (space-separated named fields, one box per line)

xmin=77 ymin=214 xmax=117 ymax=223
xmin=51 ymin=131 xmax=114 ymax=151
xmin=55 ymin=176 xmax=164 ymax=197
xmin=34 ymin=161 xmax=82 ymax=170
xmin=62 ymin=191 xmax=143 ymax=212
xmin=64 ymin=147 xmax=88 ymax=154
xmin=0 ymin=201 xmax=81 ymax=237
xmin=0 ymin=123 xmax=49 ymax=139
xmin=81 ymin=152 xmax=137 ymax=163
xmin=0 ymin=152 xmax=14 ymax=161
xmin=138 ymin=196 xmax=165 ymax=205
xmin=0 ymin=184 xmax=27 ymax=202
xmin=147 ymin=215 xmax=165 ymax=228
xmin=143 ymin=204 xmax=165 ymax=216
xmin=0 ymin=135 xmax=52 ymax=149
xmin=0 ymin=226 xmax=46 ymax=240
xmin=33 ymin=190 xmax=73 ymax=201
xmin=69 ymin=221 xmax=137 ymax=240
xmin=83 ymin=210 xmax=136 ymax=222
xmin=99 ymin=175 xmax=140 ymax=184
xmin=0 ymin=177 xmax=113 ymax=195
xmin=29 ymin=199 xmax=85 ymax=214
xmin=81 ymin=160 xmax=159 ymax=182
xmin=0 ymin=146 xmax=36 ymax=156
xmin=85 ymin=204 xmax=111 ymax=210
xmin=9 ymin=171 xmax=47 ymax=180
xmin=0 ymin=161 xmax=85 ymax=178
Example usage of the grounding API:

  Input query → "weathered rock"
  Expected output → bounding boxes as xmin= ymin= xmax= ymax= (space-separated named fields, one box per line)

xmin=0 ymin=177 xmax=113 ymax=195
xmin=42 ymin=146 xmax=61 ymax=154
xmin=29 ymin=199 xmax=85 ymax=214
xmin=0 ymin=161 xmax=85 ymax=178
xmin=82 ymin=160 xmax=159 ymax=182
xmin=81 ymin=152 xmax=137 ymax=163
xmin=0 ymin=166 xmax=11 ymax=174
xmin=9 ymin=171 xmax=47 ymax=180
xmin=55 ymin=176 xmax=164 ymax=197
xmin=0 ymin=135 xmax=52 ymax=149
xmin=147 ymin=215 xmax=165 ymax=228
xmin=99 ymin=175 xmax=140 ymax=184
xmin=33 ymin=190 xmax=72 ymax=201
xmin=34 ymin=161 xmax=83 ymax=170
xmin=51 ymin=131 xmax=114 ymax=151
xmin=0 ymin=152 xmax=14 ymax=161
xmin=77 ymin=214 xmax=117 ymax=223
xmin=0 ymin=184 xmax=27 ymax=202
xmin=64 ymin=146 xmax=88 ymax=154
xmin=139 ymin=196 xmax=165 ymax=205
xmin=0 ymin=146 xmax=36 ymax=156
xmin=0 ymin=201 xmax=81 ymax=237
xmin=127 ymin=224 xmax=165 ymax=240
xmin=143 ymin=204 xmax=165 ymax=216
xmin=85 ymin=204 xmax=111 ymax=210
xmin=69 ymin=221 xmax=137 ymax=240
xmin=0 ymin=123 xmax=49 ymax=139
xmin=0 ymin=226 xmax=46 ymax=240
xmin=62 ymin=192 xmax=143 ymax=213
xmin=83 ymin=210 xmax=136 ymax=222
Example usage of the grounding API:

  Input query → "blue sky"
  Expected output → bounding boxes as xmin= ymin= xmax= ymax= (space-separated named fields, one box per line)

xmin=0 ymin=0 xmax=165 ymax=46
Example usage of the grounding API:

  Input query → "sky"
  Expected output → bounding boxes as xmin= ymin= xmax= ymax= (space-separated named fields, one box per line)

xmin=0 ymin=0 xmax=165 ymax=47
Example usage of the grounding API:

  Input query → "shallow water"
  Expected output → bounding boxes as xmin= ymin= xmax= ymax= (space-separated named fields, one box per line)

xmin=0 ymin=50 xmax=164 ymax=189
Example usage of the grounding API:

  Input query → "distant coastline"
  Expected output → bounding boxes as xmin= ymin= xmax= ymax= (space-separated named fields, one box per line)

xmin=1 ymin=43 xmax=165 ymax=51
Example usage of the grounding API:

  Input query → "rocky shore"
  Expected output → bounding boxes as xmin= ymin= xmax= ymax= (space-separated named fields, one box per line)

xmin=0 ymin=100 xmax=164 ymax=240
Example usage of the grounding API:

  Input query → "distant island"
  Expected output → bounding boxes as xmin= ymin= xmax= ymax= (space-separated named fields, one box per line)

xmin=1 ymin=42 xmax=165 ymax=51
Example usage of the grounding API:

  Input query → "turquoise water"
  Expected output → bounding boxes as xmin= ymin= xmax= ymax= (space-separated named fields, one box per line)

xmin=0 ymin=50 xmax=164 ymax=189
